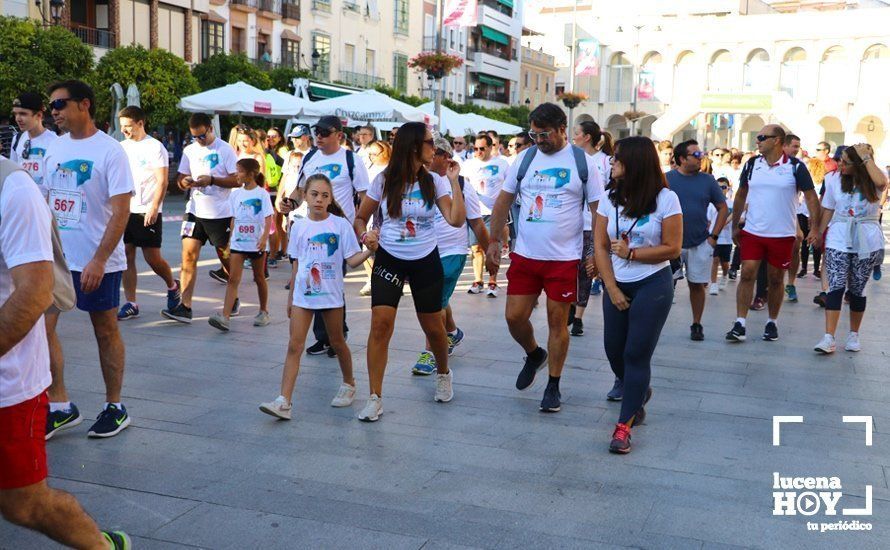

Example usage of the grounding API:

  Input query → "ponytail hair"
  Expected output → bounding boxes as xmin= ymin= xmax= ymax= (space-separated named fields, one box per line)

xmin=236 ymin=157 xmax=266 ymax=187
xmin=304 ymin=174 xmax=347 ymax=218
xmin=600 ymin=131 xmax=615 ymax=156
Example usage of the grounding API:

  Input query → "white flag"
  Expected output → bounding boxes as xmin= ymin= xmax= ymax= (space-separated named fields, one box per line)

xmin=444 ymin=0 xmax=478 ymax=27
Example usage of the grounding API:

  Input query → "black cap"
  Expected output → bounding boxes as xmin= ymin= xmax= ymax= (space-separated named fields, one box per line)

xmin=313 ymin=115 xmax=343 ymax=132
xmin=12 ymin=92 xmax=44 ymax=112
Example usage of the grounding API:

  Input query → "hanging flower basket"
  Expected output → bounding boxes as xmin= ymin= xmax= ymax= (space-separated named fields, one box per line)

xmin=408 ymin=51 xmax=464 ymax=80
xmin=557 ymin=91 xmax=588 ymax=109
xmin=623 ymin=110 xmax=648 ymax=121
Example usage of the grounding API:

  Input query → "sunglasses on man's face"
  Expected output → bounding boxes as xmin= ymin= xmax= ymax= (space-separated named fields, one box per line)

xmin=689 ymin=150 xmax=704 ymax=159
xmin=314 ymin=128 xmax=334 ymax=138
xmin=720 ymin=185 xmax=729 ymax=190
xmin=453 ymin=141 xmax=465 ymax=146
xmin=49 ymin=97 xmax=74 ymax=111
xmin=191 ymin=131 xmax=209 ymax=141
xmin=756 ymin=134 xmax=779 ymax=143
xmin=474 ymin=146 xmax=488 ymax=152
xmin=528 ymin=130 xmax=552 ymax=141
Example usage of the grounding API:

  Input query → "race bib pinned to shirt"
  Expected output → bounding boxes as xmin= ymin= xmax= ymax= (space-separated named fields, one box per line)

xmin=49 ymin=188 xmax=84 ymax=227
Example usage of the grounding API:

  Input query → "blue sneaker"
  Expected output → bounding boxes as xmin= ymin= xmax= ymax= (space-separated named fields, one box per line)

xmin=117 ymin=302 xmax=139 ymax=321
xmin=268 ymin=258 xmax=278 ymax=269
xmin=412 ymin=351 xmax=437 ymax=375
xmin=447 ymin=328 xmax=464 ymax=356
xmin=87 ymin=404 xmax=131 ymax=438
xmin=45 ymin=404 xmax=83 ymax=440
xmin=166 ymin=280 xmax=181 ymax=312
xmin=591 ymin=279 xmax=602 ymax=296
xmin=874 ymin=266 xmax=882 ymax=281
xmin=785 ymin=285 xmax=798 ymax=303
xmin=606 ymin=378 xmax=624 ymax=401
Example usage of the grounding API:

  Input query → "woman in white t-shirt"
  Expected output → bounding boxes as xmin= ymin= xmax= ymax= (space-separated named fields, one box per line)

xmin=813 ymin=144 xmax=888 ymax=354
xmin=593 ymin=136 xmax=683 ymax=455
xmin=353 ymin=122 xmax=466 ymax=421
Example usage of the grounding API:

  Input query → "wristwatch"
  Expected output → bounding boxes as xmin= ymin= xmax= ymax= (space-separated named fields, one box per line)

xmin=709 ymin=233 xmax=719 ymax=240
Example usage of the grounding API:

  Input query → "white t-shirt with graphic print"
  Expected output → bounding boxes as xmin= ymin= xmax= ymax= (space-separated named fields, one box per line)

xmin=822 ymin=171 xmax=884 ymax=253
xmin=10 ymin=128 xmax=58 ymax=191
xmin=288 ymin=214 xmax=360 ymax=310
xmin=437 ymin=178 xmax=483 ymax=257
xmin=367 ymin=171 xmax=451 ymax=261
xmin=297 ymin=148 xmax=370 ymax=223
xmin=121 ymin=135 xmax=169 ymax=214
xmin=228 ymin=186 xmax=274 ymax=253
xmin=502 ymin=144 xmax=605 ymax=261
xmin=461 ymin=156 xmax=510 ymax=215
xmin=178 ymin=137 xmax=238 ymax=219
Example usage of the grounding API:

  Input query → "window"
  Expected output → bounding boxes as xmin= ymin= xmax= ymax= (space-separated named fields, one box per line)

xmin=231 ymin=26 xmax=245 ymax=54
xmin=707 ymin=49 xmax=734 ymax=92
xmin=535 ymin=73 xmax=540 ymax=91
xmin=545 ymin=78 xmax=550 ymax=93
xmin=743 ymin=49 xmax=770 ymax=91
xmin=312 ymin=0 xmax=331 ymax=12
xmin=282 ymin=38 xmax=299 ymax=68
xmin=393 ymin=53 xmax=408 ymax=93
xmin=366 ymin=48 xmax=376 ymax=76
xmin=201 ymin=20 xmax=224 ymax=61
xmin=312 ymin=33 xmax=331 ymax=80
xmin=607 ymin=52 xmax=633 ymax=102
xmin=780 ymin=47 xmax=806 ymax=99
xmin=859 ymin=44 xmax=890 ymax=99
xmin=393 ymin=0 xmax=409 ymax=35
xmin=819 ymin=46 xmax=846 ymax=100
xmin=344 ymin=43 xmax=355 ymax=71
xmin=523 ymin=71 xmax=528 ymax=87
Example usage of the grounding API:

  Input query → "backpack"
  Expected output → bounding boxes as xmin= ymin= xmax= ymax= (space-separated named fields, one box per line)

xmin=0 ymin=158 xmax=76 ymax=312
xmin=740 ymin=154 xmax=801 ymax=185
xmin=514 ymin=145 xmax=590 ymax=208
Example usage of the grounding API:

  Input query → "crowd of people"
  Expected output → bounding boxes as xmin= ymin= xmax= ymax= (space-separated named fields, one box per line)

xmin=1 ymin=79 xmax=888 ymax=547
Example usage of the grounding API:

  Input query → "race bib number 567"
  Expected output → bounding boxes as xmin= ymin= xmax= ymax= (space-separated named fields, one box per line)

xmin=49 ymin=189 xmax=83 ymax=227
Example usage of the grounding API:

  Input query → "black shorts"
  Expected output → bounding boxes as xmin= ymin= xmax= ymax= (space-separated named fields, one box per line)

xmin=231 ymin=250 xmax=266 ymax=261
xmin=182 ymin=213 xmax=232 ymax=248
xmin=713 ymin=244 xmax=732 ymax=262
xmin=124 ymin=213 xmax=163 ymax=248
xmin=371 ymin=246 xmax=443 ymax=314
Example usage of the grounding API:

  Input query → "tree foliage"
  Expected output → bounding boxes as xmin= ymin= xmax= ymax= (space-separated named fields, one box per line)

xmin=0 ymin=16 xmax=93 ymax=116
xmin=92 ymin=45 xmax=199 ymax=128
xmin=192 ymin=53 xmax=272 ymax=91
xmin=269 ymin=67 xmax=311 ymax=94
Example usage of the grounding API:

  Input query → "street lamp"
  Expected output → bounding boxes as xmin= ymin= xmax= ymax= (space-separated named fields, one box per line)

xmin=35 ymin=0 xmax=65 ymax=26
xmin=524 ymin=98 xmax=531 ymax=109
xmin=311 ymin=49 xmax=321 ymax=78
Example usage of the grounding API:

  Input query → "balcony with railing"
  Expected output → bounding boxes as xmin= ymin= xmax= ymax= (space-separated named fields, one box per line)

xmin=481 ymin=0 xmax=514 ymax=16
xmin=521 ymin=47 xmax=555 ymax=69
xmin=70 ymin=25 xmax=114 ymax=48
xmin=259 ymin=0 xmax=282 ymax=16
xmin=342 ymin=0 xmax=361 ymax=13
xmin=311 ymin=0 xmax=331 ymax=13
xmin=470 ymin=89 xmax=508 ymax=103
xmin=281 ymin=0 xmax=300 ymax=20
xmin=338 ymin=69 xmax=384 ymax=89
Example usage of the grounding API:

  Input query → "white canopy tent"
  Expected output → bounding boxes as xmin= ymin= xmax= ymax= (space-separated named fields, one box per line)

xmin=461 ymin=113 xmax=523 ymax=136
xmin=178 ymin=82 xmax=308 ymax=118
xmin=418 ymin=102 xmax=522 ymax=136
xmin=295 ymin=90 xmax=436 ymax=129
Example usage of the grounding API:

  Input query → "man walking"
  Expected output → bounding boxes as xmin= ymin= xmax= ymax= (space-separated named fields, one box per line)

xmin=487 ymin=103 xmax=604 ymax=413
xmin=0 ymin=156 xmax=131 ymax=549
xmin=42 ymin=80 xmax=135 ymax=439
xmin=117 ymin=105 xmax=180 ymax=320
xmin=9 ymin=92 xmax=57 ymax=192
xmin=162 ymin=113 xmax=239 ymax=323
xmin=726 ymin=125 xmax=820 ymax=342
xmin=667 ymin=140 xmax=729 ymax=340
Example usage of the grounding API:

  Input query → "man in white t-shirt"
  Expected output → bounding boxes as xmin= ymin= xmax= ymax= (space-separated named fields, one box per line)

xmin=461 ymin=133 xmax=510 ymax=297
xmin=42 ymin=80 xmax=135 ymax=440
xmin=283 ymin=115 xmax=370 ymax=357
xmin=355 ymin=123 xmax=377 ymax=169
xmin=726 ymin=125 xmax=820 ymax=343
xmin=161 ymin=113 xmax=239 ymax=324
xmin=9 ymin=92 xmax=58 ymax=191
xmin=0 ymin=159 xmax=132 ymax=549
xmin=486 ymin=103 xmax=604 ymax=414
xmin=116 ymin=105 xmax=179 ymax=321
xmin=451 ymin=135 xmax=471 ymax=163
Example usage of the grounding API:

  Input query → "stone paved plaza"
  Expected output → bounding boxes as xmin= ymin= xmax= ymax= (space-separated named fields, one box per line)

xmin=3 ymin=197 xmax=890 ymax=549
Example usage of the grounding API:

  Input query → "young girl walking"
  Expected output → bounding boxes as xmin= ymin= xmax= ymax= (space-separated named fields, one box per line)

xmin=260 ymin=174 xmax=376 ymax=419
xmin=209 ymin=158 xmax=274 ymax=331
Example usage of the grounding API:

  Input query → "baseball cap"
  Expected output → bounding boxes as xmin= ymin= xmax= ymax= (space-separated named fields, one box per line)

xmin=433 ymin=136 xmax=453 ymax=156
xmin=287 ymin=125 xmax=309 ymax=138
xmin=12 ymin=92 xmax=44 ymax=112
xmin=313 ymin=115 xmax=343 ymax=132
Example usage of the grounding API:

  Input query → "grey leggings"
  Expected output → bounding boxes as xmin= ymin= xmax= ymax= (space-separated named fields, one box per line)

xmin=602 ymin=266 xmax=673 ymax=424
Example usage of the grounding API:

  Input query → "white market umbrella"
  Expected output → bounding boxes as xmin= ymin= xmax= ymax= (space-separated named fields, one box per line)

xmin=418 ymin=102 xmax=476 ymax=137
xmin=178 ymin=82 xmax=307 ymax=118
xmin=461 ymin=113 xmax=522 ymax=136
xmin=301 ymin=89 xmax=436 ymax=126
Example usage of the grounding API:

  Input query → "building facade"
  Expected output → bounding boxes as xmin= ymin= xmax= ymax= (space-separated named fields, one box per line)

xmin=421 ymin=0 xmax=469 ymax=105
xmin=466 ymin=0 xmax=522 ymax=108
xmin=519 ymin=44 xmax=557 ymax=109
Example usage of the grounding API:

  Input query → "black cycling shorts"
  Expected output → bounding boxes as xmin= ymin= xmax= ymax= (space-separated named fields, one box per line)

xmin=181 ymin=213 xmax=232 ymax=249
xmin=371 ymin=246 xmax=443 ymax=314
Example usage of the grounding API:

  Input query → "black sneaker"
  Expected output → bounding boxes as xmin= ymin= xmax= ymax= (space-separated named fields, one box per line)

xmin=725 ymin=321 xmax=746 ymax=342
xmin=634 ymin=387 xmax=653 ymax=426
xmin=515 ymin=347 xmax=548 ymax=391
xmin=102 ymin=530 xmax=132 ymax=550
xmin=814 ymin=292 xmax=826 ymax=307
xmin=728 ymin=269 xmax=737 ymax=280
xmin=326 ymin=346 xmax=337 ymax=358
xmin=690 ymin=323 xmax=704 ymax=341
xmin=606 ymin=378 xmax=623 ymax=401
xmin=813 ymin=270 xmax=822 ymax=279
xmin=209 ymin=268 xmax=228 ymax=284
xmin=87 ymin=404 xmax=131 ymax=438
xmin=796 ymin=269 xmax=807 ymax=279
xmin=231 ymin=297 xmax=241 ymax=317
xmin=161 ymin=303 xmax=192 ymax=324
xmin=306 ymin=341 xmax=329 ymax=355
xmin=570 ymin=318 xmax=584 ymax=337
xmin=45 ymin=404 xmax=83 ymax=440
xmin=763 ymin=321 xmax=779 ymax=341
xmin=540 ymin=382 xmax=561 ymax=412
xmin=566 ymin=304 xmax=576 ymax=326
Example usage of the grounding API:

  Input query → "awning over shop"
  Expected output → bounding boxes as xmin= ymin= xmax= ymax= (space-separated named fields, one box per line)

xmin=498 ymin=0 xmax=514 ymax=8
xmin=476 ymin=73 xmax=506 ymax=88
xmin=480 ymin=25 xmax=510 ymax=46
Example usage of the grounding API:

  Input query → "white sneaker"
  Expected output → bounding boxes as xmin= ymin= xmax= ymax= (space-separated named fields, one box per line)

xmin=718 ymin=276 xmax=728 ymax=290
xmin=359 ymin=282 xmax=372 ymax=296
xmin=331 ymin=383 xmax=356 ymax=407
xmin=814 ymin=334 xmax=836 ymax=355
xmin=486 ymin=283 xmax=499 ymax=298
xmin=708 ymin=283 xmax=719 ymax=295
xmin=253 ymin=311 xmax=271 ymax=327
xmin=259 ymin=396 xmax=292 ymax=420
xmin=357 ymin=394 xmax=383 ymax=422
xmin=435 ymin=369 xmax=454 ymax=403
xmin=845 ymin=332 xmax=861 ymax=352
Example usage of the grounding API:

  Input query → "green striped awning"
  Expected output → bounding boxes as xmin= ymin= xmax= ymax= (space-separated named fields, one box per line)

xmin=309 ymin=83 xmax=354 ymax=99
xmin=480 ymin=25 xmax=510 ymax=46
xmin=477 ymin=73 xmax=506 ymax=87
xmin=497 ymin=0 xmax=514 ymax=8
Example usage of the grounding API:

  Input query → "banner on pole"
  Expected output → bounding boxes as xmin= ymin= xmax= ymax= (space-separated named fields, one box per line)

xmin=444 ymin=0 xmax=478 ymax=27
xmin=574 ymin=38 xmax=600 ymax=77
xmin=637 ymin=69 xmax=655 ymax=101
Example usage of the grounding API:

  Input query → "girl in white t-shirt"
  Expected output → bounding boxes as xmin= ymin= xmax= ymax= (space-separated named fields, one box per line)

xmin=812 ymin=144 xmax=888 ymax=354
xmin=593 ymin=136 xmax=683 ymax=455
xmin=259 ymin=174 xmax=376 ymax=420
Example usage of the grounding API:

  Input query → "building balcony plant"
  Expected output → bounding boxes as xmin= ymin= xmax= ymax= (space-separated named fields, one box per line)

xmin=408 ymin=51 xmax=464 ymax=80
xmin=557 ymin=91 xmax=587 ymax=109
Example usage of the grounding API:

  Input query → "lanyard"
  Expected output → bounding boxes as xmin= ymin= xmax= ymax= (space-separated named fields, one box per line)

xmin=615 ymin=205 xmax=641 ymax=242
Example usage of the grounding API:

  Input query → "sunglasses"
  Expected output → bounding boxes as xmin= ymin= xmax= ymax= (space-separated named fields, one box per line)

xmin=528 ymin=130 xmax=552 ymax=141
xmin=689 ymin=150 xmax=705 ymax=159
xmin=453 ymin=141 xmax=465 ymax=145
xmin=314 ymin=128 xmax=334 ymax=138
xmin=49 ymin=97 xmax=74 ymax=111
xmin=756 ymin=134 xmax=779 ymax=142
xmin=474 ymin=146 xmax=488 ymax=151
xmin=191 ymin=131 xmax=209 ymax=141
xmin=20 ymin=139 xmax=32 ymax=160
xmin=422 ymin=138 xmax=435 ymax=147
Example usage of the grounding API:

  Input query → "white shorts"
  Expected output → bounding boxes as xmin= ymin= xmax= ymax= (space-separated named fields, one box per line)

xmin=681 ymin=241 xmax=714 ymax=284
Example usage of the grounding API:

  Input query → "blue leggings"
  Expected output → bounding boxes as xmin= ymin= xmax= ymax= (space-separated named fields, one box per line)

xmin=602 ymin=267 xmax=674 ymax=424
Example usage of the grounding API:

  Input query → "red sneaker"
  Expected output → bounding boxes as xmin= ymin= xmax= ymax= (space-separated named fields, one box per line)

xmin=609 ymin=423 xmax=632 ymax=454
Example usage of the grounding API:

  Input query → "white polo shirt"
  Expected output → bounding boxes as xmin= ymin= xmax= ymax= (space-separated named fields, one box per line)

xmin=741 ymin=154 xmax=814 ymax=238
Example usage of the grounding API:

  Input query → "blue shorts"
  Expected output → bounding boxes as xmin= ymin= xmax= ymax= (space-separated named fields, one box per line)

xmin=468 ymin=215 xmax=491 ymax=247
xmin=440 ymin=254 xmax=467 ymax=309
xmin=72 ymin=271 xmax=122 ymax=312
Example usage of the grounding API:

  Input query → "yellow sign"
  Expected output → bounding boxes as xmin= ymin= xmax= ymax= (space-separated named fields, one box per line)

xmin=701 ymin=93 xmax=772 ymax=112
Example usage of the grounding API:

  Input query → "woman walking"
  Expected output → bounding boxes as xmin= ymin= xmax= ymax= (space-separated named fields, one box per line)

xmin=593 ymin=137 xmax=683 ymax=454
xmin=813 ymin=144 xmax=887 ymax=354
xmin=353 ymin=122 xmax=466 ymax=421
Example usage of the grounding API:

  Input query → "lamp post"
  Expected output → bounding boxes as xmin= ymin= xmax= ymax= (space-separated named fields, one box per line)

xmin=311 ymin=48 xmax=321 ymax=79
xmin=35 ymin=0 xmax=65 ymax=27
xmin=524 ymin=97 xmax=531 ymax=109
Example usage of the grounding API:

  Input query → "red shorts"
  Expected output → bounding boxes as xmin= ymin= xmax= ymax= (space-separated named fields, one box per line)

xmin=739 ymin=230 xmax=796 ymax=270
xmin=0 ymin=393 xmax=48 ymax=490
xmin=506 ymin=253 xmax=579 ymax=302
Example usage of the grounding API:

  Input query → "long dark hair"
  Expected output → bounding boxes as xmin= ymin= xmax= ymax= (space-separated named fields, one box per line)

xmin=600 ymin=131 xmax=615 ymax=156
xmin=382 ymin=121 xmax=435 ymax=218
xmin=304 ymin=174 xmax=347 ymax=218
xmin=840 ymin=146 xmax=880 ymax=203
xmin=608 ymin=137 xmax=667 ymax=218
xmin=578 ymin=121 xmax=602 ymax=152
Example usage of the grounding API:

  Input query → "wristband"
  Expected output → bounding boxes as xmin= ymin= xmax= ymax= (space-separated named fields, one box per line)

xmin=710 ymin=234 xmax=718 ymax=240
xmin=360 ymin=231 xmax=368 ymax=244
xmin=209 ymin=175 xmax=214 ymax=186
